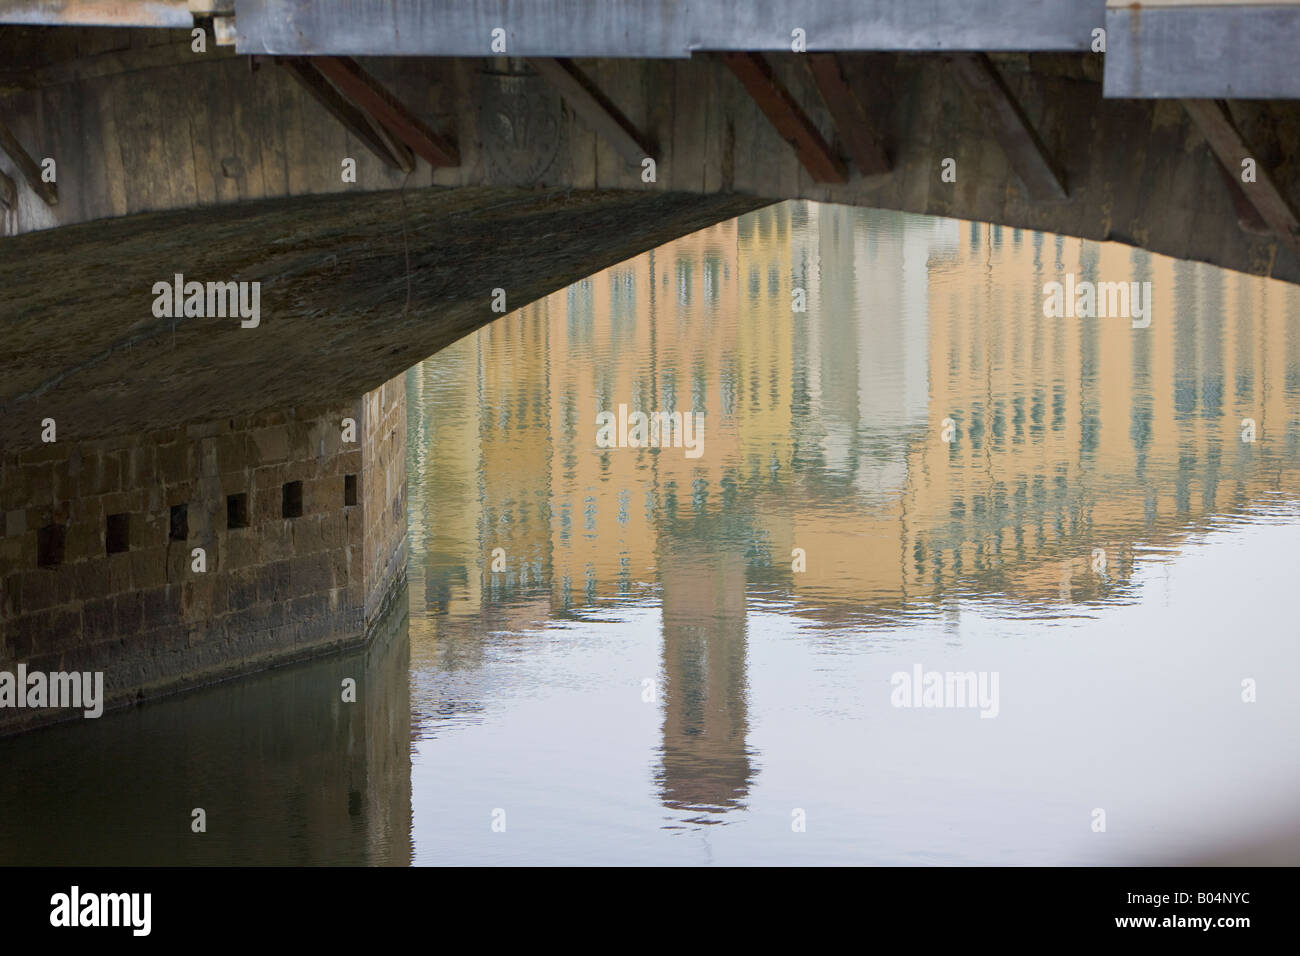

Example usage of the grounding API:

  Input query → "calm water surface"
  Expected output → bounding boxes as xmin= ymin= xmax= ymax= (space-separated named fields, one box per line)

xmin=4 ymin=203 xmax=1299 ymax=865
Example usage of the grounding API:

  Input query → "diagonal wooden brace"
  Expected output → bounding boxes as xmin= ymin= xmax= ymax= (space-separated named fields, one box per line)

xmin=0 ymin=166 xmax=15 ymax=209
xmin=1184 ymin=99 xmax=1300 ymax=260
xmin=948 ymin=53 xmax=1067 ymax=201
xmin=806 ymin=53 xmax=890 ymax=177
xmin=0 ymin=119 xmax=57 ymax=205
xmin=279 ymin=57 xmax=415 ymax=173
xmin=310 ymin=55 xmax=459 ymax=168
xmin=527 ymin=58 xmax=655 ymax=168
xmin=721 ymin=52 xmax=847 ymax=185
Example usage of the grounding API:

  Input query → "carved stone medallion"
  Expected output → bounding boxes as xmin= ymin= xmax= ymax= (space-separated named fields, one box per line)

xmin=477 ymin=67 xmax=567 ymax=186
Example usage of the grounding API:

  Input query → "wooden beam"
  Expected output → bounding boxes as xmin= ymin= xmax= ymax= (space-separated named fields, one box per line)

xmin=280 ymin=57 xmax=414 ymax=173
xmin=948 ymin=53 xmax=1067 ymax=201
xmin=0 ymin=166 xmax=14 ymax=209
xmin=721 ymin=52 xmax=847 ymax=185
xmin=1183 ymin=99 xmax=1300 ymax=258
xmin=528 ymin=57 xmax=654 ymax=167
xmin=1216 ymin=162 xmax=1270 ymax=237
xmin=0 ymin=119 xmax=56 ymax=206
xmin=309 ymin=56 xmax=459 ymax=168
xmin=0 ymin=42 xmax=238 ymax=94
xmin=806 ymin=54 xmax=890 ymax=177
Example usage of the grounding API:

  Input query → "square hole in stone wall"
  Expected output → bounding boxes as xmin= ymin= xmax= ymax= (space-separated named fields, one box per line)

xmin=37 ymin=524 xmax=66 ymax=567
xmin=282 ymin=481 xmax=303 ymax=519
xmin=169 ymin=503 xmax=188 ymax=541
xmin=227 ymin=493 xmax=249 ymax=530
xmin=344 ymin=474 xmax=357 ymax=507
xmin=106 ymin=513 xmax=130 ymax=554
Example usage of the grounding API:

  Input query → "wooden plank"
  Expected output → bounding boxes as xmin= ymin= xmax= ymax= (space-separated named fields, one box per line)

xmin=91 ymin=76 xmax=128 ymax=216
xmin=43 ymin=79 xmax=86 ymax=220
xmin=252 ymin=59 xmax=289 ymax=198
xmin=1183 ymin=99 xmax=1300 ymax=257
xmin=1 ymin=41 xmax=236 ymax=91
xmin=806 ymin=53 xmax=890 ymax=177
xmin=77 ymin=68 xmax=113 ymax=221
xmin=310 ymin=55 xmax=459 ymax=168
xmin=110 ymin=69 xmax=160 ymax=212
xmin=186 ymin=77 xmax=217 ymax=207
xmin=279 ymin=57 xmax=412 ymax=172
xmin=159 ymin=75 xmax=199 ymax=211
xmin=227 ymin=57 xmax=267 ymax=200
xmin=278 ymin=59 xmax=312 ymax=197
xmin=200 ymin=58 xmax=240 ymax=204
xmin=671 ymin=56 xmax=706 ymax=192
xmin=948 ymin=52 xmax=1067 ymax=201
xmin=0 ymin=116 xmax=56 ymax=204
xmin=720 ymin=51 xmax=846 ymax=185
xmin=528 ymin=57 xmax=654 ymax=168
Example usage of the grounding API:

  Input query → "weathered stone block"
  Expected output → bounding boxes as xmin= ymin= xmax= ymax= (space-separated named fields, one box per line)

xmin=157 ymin=442 xmax=192 ymax=485
xmin=130 ymin=547 xmax=169 ymax=590
xmin=250 ymin=426 xmax=290 ymax=464
xmin=289 ymin=592 xmax=329 ymax=622
xmin=113 ymin=591 xmax=143 ymax=636
xmin=199 ymin=437 xmax=220 ymax=477
xmin=0 ymin=534 xmax=33 ymax=568
xmin=81 ymin=453 xmax=121 ymax=497
xmin=23 ymin=462 xmax=56 ymax=506
xmin=17 ymin=441 xmax=67 ymax=465
xmin=82 ymin=596 xmax=115 ymax=642
xmin=181 ymin=577 xmax=215 ymax=619
xmin=18 ymin=569 xmax=60 ymax=613
xmin=289 ymin=552 xmax=332 ymax=595
xmin=226 ymin=568 xmax=260 ymax=612
xmin=258 ymin=521 xmax=292 ymax=562
xmin=106 ymin=553 xmax=132 ymax=594
xmin=293 ymin=515 xmax=325 ymax=554
xmin=126 ymin=446 xmax=156 ymax=487
xmin=72 ymin=560 xmax=110 ymax=598
xmin=320 ymin=511 xmax=347 ymax=550
xmin=214 ymin=432 xmax=251 ymax=473
xmin=140 ymin=585 xmax=175 ymax=626
xmin=223 ymin=532 xmax=261 ymax=571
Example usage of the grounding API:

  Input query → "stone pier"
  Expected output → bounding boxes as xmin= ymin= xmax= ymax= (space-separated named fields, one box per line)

xmin=0 ymin=374 xmax=406 ymax=734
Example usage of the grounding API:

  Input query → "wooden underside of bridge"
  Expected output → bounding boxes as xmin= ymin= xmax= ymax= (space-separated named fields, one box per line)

xmin=3 ymin=26 xmax=1300 ymax=446
xmin=2 ymin=29 xmax=1298 ymax=273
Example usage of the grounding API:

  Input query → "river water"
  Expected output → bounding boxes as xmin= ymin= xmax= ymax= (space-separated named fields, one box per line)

xmin=4 ymin=202 xmax=1299 ymax=865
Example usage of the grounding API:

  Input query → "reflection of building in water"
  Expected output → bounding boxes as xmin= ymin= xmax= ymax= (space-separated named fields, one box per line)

xmin=409 ymin=201 xmax=1300 ymax=622
xmin=479 ymin=306 xmax=555 ymax=604
xmin=545 ymin=221 xmax=745 ymax=606
xmin=900 ymin=236 xmax=1300 ymax=604
xmin=406 ymin=199 xmax=1300 ymax=823
xmin=405 ymin=312 xmax=557 ymax=678
xmin=655 ymin=543 xmax=753 ymax=817
xmin=756 ymin=203 xmax=953 ymax=609
xmin=407 ymin=340 xmax=482 ymax=623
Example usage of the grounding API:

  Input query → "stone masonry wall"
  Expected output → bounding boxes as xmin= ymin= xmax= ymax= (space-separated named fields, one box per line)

xmin=0 ymin=380 xmax=408 ymax=734
xmin=362 ymin=374 xmax=408 ymax=625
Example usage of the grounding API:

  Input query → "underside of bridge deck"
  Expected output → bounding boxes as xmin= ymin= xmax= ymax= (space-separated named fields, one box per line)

xmin=4 ymin=22 xmax=1300 ymax=292
xmin=0 ymin=186 xmax=763 ymax=453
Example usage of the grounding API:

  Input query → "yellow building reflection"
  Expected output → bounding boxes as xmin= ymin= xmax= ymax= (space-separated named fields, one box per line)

xmin=407 ymin=200 xmax=1300 ymax=811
